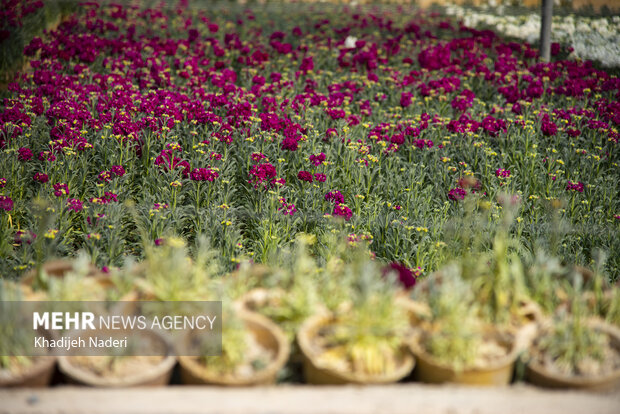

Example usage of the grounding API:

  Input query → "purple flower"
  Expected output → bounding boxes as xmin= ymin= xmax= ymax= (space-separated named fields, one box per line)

xmin=325 ymin=190 xmax=344 ymax=204
xmin=110 ymin=165 xmax=125 ymax=177
xmin=98 ymin=171 xmax=112 ymax=182
xmin=67 ymin=198 xmax=84 ymax=212
xmin=333 ymin=204 xmax=353 ymax=221
xmin=309 ymin=152 xmax=326 ymax=166
xmin=299 ymin=56 xmax=314 ymax=73
xmin=566 ymin=180 xmax=584 ymax=192
xmin=448 ymin=188 xmax=467 ymax=201
xmin=297 ymin=170 xmax=313 ymax=182
xmin=278 ymin=197 xmax=297 ymax=216
xmin=384 ymin=262 xmax=417 ymax=290
xmin=541 ymin=116 xmax=558 ymax=136
xmin=281 ymin=136 xmax=299 ymax=151
xmin=314 ymin=173 xmax=326 ymax=182
xmin=14 ymin=230 xmax=36 ymax=246
xmin=495 ymin=168 xmax=511 ymax=178
xmin=249 ymin=163 xmax=277 ymax=189
xmin=33 ymin=173 xmax=49 ymax=183
xmin=190 ymin=167 xmax=219 ymax=182
xmin=0 ymin=195 xmax=13 ymax=211
xmin=18 ymin=147 xmax=33 ymax=161
xmin=53 ymin=183 xmax=69 ymax=197
xmin=400 ymin=92 xmax=413 ymax=108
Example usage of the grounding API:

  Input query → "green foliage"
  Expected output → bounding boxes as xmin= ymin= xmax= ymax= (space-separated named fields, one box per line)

xmin=414 ymin=264 xmax=483 ymax=371
xmin=319 ymin=247 xmax=409 ymax=375
xmin=0 ymin=280 xmax=32 ymax=370
xmin=536 ymin=273 xmax=609 ymax=376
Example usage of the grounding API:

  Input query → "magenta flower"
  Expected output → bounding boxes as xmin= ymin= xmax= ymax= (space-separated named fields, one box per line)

xmin=400 ymin=92 xmax=413 ymax=108
xmin=18 ymin=147 xmax=33 ymax=161
xmin=309 ymin=152 xmax=326 ymax=166
xmin=53 ymin=183 xmax=69 ymax=197
xmin=314 ymin=173 xmax=326 ymax=182
xmin=333 ymin=204 xmax=352 ymax=221
xmin=297 ymin=170 xmax=313 ymax=182
xmin=299 ymin=56 xmax=314 ymax=73
xmin=98 ymin=171 xmax=112 ymax=182
xmin=495 ymin=168 xmax=511 ymax=178
xmin=325 ymin=190 xmax=344 ymax=204
xmin=451 ymin=89 xmax=475 ymax=112
xmin=33 ymin=173 xmax=49 ymax=183
xmin=448 ymin=188 xmax=467 ymax=201
xmin=566 ymin=180 xmax=584 ymax=192
xmin=281 ymin=136 xmax=299 ymax=151
xmin=14 ymin=230 xmax=36 ymax=246
xmin=67 ymin=198 xmax=84 ymax=212
xmin=110 ymin=165 xmax=125 ymax=177
xmin=249 ymin=163 xmax=277 ymax=188
xmin=0 ymin=195 xmax=13 ymax=211
xmin=278 ymin=197 xmax=297 ymax=216
xmin=0 ymin=178 xmax=5 ymax=188
xmin=541 ymin=115 xmax=558 ymax=136
xmin=384 ymin=262 xmax=417 ymax=290
xmin=190 ymin=167 xmax=219 ymax=182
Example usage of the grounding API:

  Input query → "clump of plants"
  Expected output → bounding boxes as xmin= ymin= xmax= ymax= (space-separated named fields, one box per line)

xmin=307 ymin=247 xmax=410 ymax=377
xmin=445 ymin=193 xmax=532 ymax=328
xmin=0 ymin=280 xmax=33 ymax=373
xmin=43 ymin=252 xmax=107 ymax=302
xmin=240 ymin=234 xmax=322 ymax=342
xmin=412 ymin=264 xmax=486 ymax=371
xmin=134 ymin=235 xmax=221 ymax=301
xmin=199 ymin=303 xmax=273 ymax=378
xmin=530 ymin=273 xmax=620 ymax=379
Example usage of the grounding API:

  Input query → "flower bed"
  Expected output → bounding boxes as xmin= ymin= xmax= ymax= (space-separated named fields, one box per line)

xmin=0 ymin=0 xmax=619 ymax=281
xmin=445 ymin=4 xmax=620 ymax=67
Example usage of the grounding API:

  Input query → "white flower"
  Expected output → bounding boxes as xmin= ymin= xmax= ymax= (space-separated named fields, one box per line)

xmin=345 ymin=36 xmax=358 ymax=49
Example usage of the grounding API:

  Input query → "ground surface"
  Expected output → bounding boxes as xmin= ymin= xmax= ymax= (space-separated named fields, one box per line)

xmin=2 ymin=384 xmax=619 ymax=414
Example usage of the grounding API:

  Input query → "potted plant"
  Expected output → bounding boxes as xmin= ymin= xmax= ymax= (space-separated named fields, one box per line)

xmin=526 ymin=273 xmax=620 ymax=390
xmin=297 ymin=253 xmax=414 ymax=385
xmin=20 ymin=252 xmax=112 ymax=301
xmin=406 ymin=264 xmax=519 ymax=385
xmin=57 ymin=327 xmax=176 ymax=387
xmin=0 ymin=281 xmax=56 ymax=387
xmin=431 ymin=194 xmax=541 ymax=351
xmin=131 ymin=236 xmax=219 ymax=302
xmin=237 ymin=235 xmax=323 ymax=344
xmin=178 ymin=304 xmax=289 ymax=386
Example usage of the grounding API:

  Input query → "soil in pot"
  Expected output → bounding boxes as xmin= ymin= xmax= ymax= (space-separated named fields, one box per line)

xmin=408 ymin=326 xmax=518 ymax=385
xmin=179 ymin=311 xmax=289 ymax=386
xmin=58 ymin=329 xmax=175 ymax=387
xmin=526 ymin=319 xmax=620 ymax=390
xmin=298 ymin=314 xmax=414 ymax=385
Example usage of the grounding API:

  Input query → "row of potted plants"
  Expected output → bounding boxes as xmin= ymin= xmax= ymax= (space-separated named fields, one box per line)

xmin=1 ymin=205 xmax=619 ymax=390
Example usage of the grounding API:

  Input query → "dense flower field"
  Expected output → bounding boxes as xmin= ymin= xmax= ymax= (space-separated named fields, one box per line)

xmin=445 ymin=4 xmax=620 ymax=68
xmin=0 ymin=1 xmax=618 ymax=279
